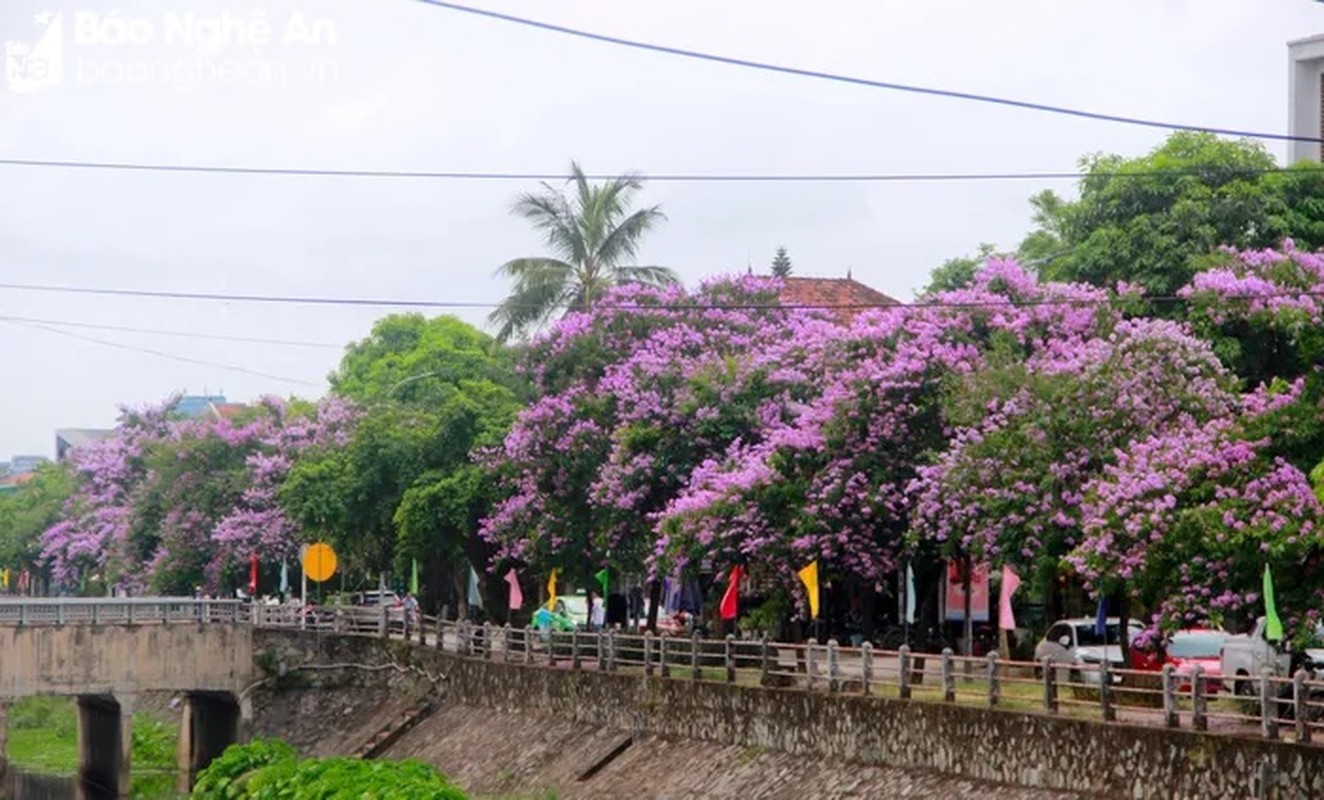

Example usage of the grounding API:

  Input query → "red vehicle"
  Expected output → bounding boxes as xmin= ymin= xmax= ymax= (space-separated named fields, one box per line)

xmin=1130 ymin=628 xmax=1228 ymax=693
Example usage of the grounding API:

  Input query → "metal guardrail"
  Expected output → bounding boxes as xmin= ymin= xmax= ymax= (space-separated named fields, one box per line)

xmin=7 ymin=599 xmax=1324 ymax=745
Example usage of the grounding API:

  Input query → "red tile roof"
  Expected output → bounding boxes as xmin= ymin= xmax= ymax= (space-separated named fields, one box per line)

xmin=209 ymin=403 xmax=249 ymax=420
xmin=778 ymin=276 xmax=899 ymax=322
xmin=0 ymin=473 xmax=35 ymax=488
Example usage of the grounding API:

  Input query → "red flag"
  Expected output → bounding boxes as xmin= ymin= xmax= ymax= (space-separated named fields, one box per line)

xmin=248 ymin=553 xmax=259 ymax=596
xmin=720 ymin=565 xmax=744 ymax=620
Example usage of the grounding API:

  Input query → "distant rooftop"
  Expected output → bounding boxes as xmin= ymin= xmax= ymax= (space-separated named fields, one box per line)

xmin=172 ymin=395 xmax=228 ymax=419
xmin=56 ymin=429 xmax=115 ymax=461
xmin=779 ymin=275 xmax=900 ymax=322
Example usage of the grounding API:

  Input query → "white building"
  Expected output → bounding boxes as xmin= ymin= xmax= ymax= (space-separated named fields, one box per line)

xmin=1288 ymin=34 xmax=1324 ymax=163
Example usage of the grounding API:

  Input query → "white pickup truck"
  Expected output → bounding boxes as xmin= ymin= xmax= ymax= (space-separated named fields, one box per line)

xmin=1219 ymin=617 xmax=1324 ymax=694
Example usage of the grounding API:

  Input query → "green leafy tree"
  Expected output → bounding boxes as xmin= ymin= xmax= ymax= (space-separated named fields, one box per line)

xmin=488 ymin=161 xmax=678 ymax=342
xmin=0 ymin=463 xmax=73 ymax=575
xmin=1022 ymin=132 xmax=1324 ymax=297
xmin=284 ymin=315 xmax=520 ymax=609
xmin=770 ymin=246 xmax=792 ymax=278
xmin=923 ymin=243 xmax=999 ymax=294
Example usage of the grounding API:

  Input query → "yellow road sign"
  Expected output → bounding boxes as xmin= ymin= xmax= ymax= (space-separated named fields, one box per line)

xmin=302 ymin=542 xmax=338 ymax=583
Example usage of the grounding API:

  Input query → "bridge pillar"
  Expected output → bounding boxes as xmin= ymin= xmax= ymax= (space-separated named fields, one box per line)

xmin=176 ymin=691 xmax=241 ymax=794
xmin=76 ymin=693 xmax=133 ymax=799
xmin=0 ymin=699 xmax=10 ymax=786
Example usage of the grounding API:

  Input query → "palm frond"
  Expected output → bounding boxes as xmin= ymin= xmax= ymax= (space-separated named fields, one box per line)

xmin=596 ymin=206 xmax=666 ymax=267
xmin=488 ymin=258 xmax=575 ymax=342
xmin=613 ymin=265 xmax=681 ymax=288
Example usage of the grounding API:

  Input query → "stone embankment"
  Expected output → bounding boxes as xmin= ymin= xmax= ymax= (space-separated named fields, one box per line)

xmin=250 ymin=631 xmax=1324 ymax=799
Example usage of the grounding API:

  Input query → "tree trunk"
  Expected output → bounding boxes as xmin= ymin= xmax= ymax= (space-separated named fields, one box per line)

xmin=646 ymin=580 xmax=661 ymax=632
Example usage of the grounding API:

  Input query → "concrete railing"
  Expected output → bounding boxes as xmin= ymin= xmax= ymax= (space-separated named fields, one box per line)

xmin=0 ymin=598 xmax=245 ymax=626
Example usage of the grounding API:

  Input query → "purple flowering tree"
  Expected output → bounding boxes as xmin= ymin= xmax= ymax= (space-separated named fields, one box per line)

xmin=41 ymin=396 xmax=356 ymax=594
xmin=1071 ymin=405 xmax=1324 ymax=644
xmin=481 ymin=277 xmax=832 ymax=590
xmin=909 ymin=318 xmax=1238 ymax=597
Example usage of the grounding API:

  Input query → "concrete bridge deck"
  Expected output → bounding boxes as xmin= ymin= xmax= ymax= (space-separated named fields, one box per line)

xmin=0 ymin=599 xmax=254 ymax=798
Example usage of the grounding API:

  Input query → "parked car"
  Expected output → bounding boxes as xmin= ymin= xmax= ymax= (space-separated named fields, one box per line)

xmin=1219 ymin=617 xmax=1324 ymax=695
xmin=1130 ymin=628 xmax=1227 ymax=694
xmin=1034 ymin=617 xmax=1143 ymax=684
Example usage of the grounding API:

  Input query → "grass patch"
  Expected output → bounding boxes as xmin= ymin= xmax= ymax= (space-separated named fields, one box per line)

xmin=7 ymin=696 xmax=182 ymax=797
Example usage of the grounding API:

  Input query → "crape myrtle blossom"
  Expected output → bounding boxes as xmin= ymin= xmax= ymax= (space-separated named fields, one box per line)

xmin=909 ymin=318 xmax=1238 ymax=581
xmin=480 ymin=276 xmax=834 ymax=579
xmin=657 ymin=261 xmax=1122 ymax=586
xmin=1070 ymin=412 xmax=1324 ymax=644
xmin=1180 ymin=240 xmax=1324 ymax=326
xmin=40 ymin=396 xmax=357 ymax=593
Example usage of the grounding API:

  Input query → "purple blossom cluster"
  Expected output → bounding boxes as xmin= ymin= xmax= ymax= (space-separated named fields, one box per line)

xmin=1070 ymin=417 xmax=1324 ymax=638
xmin=40 ymin=396 xmax=357 ymax=592
xmin=484 ymin=246 xmax=1324 ymax=628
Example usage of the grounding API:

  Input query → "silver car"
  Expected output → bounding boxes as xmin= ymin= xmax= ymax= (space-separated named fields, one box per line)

xmin=1035 ymin=617 xmax=1143 ymax=684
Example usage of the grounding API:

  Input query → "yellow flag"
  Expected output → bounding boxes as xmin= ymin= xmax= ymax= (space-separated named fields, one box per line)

xmin=1 ymin=568 xmax=8 ymax=590
xmin=797 ymin=560 xmax=820 ymax=619
xmin=546 ymin=569 xmax=558 ymax=611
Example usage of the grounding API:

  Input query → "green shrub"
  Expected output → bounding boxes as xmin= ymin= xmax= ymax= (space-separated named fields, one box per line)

xmin=192 ymin=739 xmax=468 ymax=800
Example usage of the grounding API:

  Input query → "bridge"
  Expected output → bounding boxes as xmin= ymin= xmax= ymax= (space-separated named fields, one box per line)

xmin=0 ymin=599 xmax=254 ymax=798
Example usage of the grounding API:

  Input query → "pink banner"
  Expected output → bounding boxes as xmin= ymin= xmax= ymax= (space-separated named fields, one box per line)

xmin=944 ymin=560 xmax=990 ymax=622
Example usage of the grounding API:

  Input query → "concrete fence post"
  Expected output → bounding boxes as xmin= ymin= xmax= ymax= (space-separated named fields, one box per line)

xmin=898 ymin=645 xmax=913 ymax=700
xmin=524 ymin=626 xmax=534 ymax=665
xmin=1100 ymin=659 xmax=1115 ymax=722
xmin=1162 ymin=664 xmax=1179 ymax=729
xmin=571 ymin=628 xmax=581 ymax=670
xmin=1042 ymin=657 xmax=1058 ymax=713
xmin=860 ymin=642 xmax=873 ymax=695
xmin=92 ymin=602 xmax=100 ymax=626
xmin=607 ymin=630 xmax=617 ymax=673
xmin=644 ymin=632 xmax=654 ymax=677
xmin=1191 ymin=666 xmax=1208 ymax=731
xmin=125 ymin=603 xmax=133 ymax=626
xmin=55 ymin=602 xmax=64 ymax=626
xmin=503 ymin=624 xmax=512 ymax=663
xmin=378 ymin=603 xmax=387 ymax=640
xmin=941 ymin=648 xmax=955 ymax=703
xmin=436 ymin=617 xmax=444 ymax=651
xmin=725 ymin=634 xmax=736 ymax=684
xmin=1262 ymin=670 xmax=1280 ymax=740
xmin=660 ymin=634 xmax=670 ymax=679
xmin=806 ymin=642 xmax=817 ymax=692
xmin=482 ymin=622 xmax=493 ymax=660
xmin=827 ymin=640 xmax=840 ymax=693
xmin=1296 ymin=670 xmax=1312 ymax=744
xmin=759 ymin=634 xmax=771 ymax=684
xmin=986 ymin=652 xmax=1000 ymax=708
xmin=690 ymin=632 xmax=701 ymax=681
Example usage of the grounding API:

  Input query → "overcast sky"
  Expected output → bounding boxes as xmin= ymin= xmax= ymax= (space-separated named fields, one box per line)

xmin=1 ymin=0 xmax=1322 ymax=459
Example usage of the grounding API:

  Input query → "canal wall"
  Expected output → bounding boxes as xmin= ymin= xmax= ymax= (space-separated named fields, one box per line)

xmin=253 ymin=631 xmax=1324 ymax=799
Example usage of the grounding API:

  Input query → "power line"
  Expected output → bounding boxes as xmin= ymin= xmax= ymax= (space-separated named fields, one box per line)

xmin=0 ymin=157 xmax=1311 ymax=183
xmin=0 ymin=314 xmax=342 ymax=349
xmin=412 ymin=0 xmax=1321 ymax=145
xmin=3 ymin=279 xmax=1322 ymax=312
xmin=6 ymin=319 xmax=322 ymax=387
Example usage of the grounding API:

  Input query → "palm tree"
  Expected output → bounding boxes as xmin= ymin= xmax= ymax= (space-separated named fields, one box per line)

xmin=489 ymin=161 xmax=677 ymax=341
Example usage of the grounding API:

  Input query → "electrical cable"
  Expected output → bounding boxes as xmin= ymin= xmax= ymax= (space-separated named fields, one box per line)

xmin=0 ymin=314 xmax=342 ymax=349
xmin=3 ymin=279 xmax=1322 ymax=312
xmin=411 ymin=0 xmax=1322 ymax=145
xmin=0 ymin=158 xmax=1311 ymax=183
xmin=5 ymin=319 xmax=322 ymax=387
